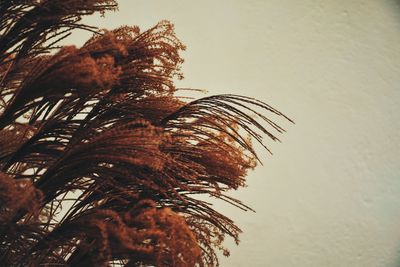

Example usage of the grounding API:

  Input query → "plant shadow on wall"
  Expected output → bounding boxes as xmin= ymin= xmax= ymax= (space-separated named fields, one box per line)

xmin=0 ymin=1 xmax=292 ymax=266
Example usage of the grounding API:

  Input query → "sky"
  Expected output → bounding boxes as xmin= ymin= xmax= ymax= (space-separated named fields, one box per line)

xmin=66 ymin=1 xmax=400 ymax=266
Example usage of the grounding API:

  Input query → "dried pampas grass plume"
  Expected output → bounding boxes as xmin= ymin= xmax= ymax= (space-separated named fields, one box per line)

xmin=0 ymin=1 xmax=292 ymax=266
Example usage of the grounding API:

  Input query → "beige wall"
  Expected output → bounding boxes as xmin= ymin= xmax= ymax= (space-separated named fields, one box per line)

xmin=68 ymin=1 xmax=400 ymax=266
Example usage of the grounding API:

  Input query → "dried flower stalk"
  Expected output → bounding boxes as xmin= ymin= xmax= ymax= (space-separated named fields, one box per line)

xmin=0 ymin=1 xmax=292 ymax=266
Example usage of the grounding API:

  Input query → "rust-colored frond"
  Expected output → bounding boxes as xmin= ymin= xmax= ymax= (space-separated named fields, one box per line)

xmin=0 ymin=1 xmax=292 ymax=266
xmin=0 ymin=0 xmax=117 ymax=63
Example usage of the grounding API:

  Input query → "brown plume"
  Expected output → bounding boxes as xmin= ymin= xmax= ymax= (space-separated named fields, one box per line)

xmin=0 ymin=1 xmax=292 ymax=266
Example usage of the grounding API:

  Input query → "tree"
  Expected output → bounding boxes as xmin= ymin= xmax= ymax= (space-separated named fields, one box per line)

xmin=0 ymin=1 xmax=291 ymax=266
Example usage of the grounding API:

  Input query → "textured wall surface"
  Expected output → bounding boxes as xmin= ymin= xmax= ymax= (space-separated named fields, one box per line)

xmin=69 ymin=1 xmax=400 ymax=266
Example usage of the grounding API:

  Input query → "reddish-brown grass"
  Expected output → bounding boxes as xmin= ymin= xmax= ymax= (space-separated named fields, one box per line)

xmin=0 ymin=1 xmax=291 ymax=266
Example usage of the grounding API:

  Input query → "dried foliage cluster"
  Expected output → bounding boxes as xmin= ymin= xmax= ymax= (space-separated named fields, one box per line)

xmin=0 ymin=1 xmax=291 ymax=266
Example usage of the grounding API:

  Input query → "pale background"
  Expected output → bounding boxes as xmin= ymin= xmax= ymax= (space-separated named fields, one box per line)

xmin=67 ymin=1 xmax=400 ymax=266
